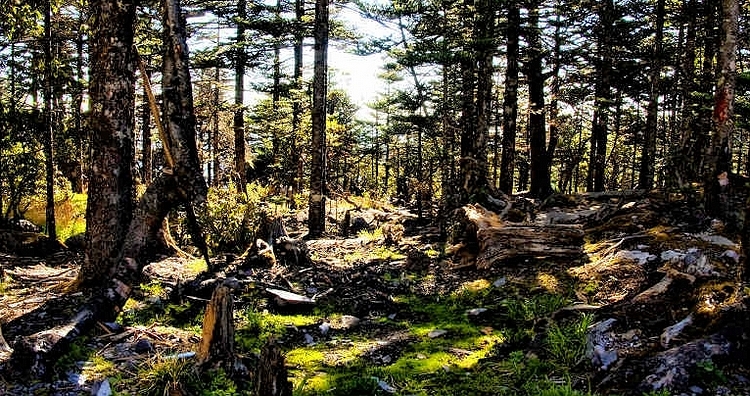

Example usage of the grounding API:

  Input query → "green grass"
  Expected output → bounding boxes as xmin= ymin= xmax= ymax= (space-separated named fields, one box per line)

xmin=25 ymin=192 xmax=87 ymax=241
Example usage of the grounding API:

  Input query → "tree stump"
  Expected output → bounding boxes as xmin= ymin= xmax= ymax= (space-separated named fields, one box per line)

xmin=256 ymin=337 xmax=292 ymax=396
xmin=197 ymin=285 xmax=236 ymax=374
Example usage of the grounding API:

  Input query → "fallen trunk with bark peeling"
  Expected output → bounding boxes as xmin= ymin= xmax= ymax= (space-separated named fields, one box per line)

xmin=449 ymin=204 xmax=584 ymax=269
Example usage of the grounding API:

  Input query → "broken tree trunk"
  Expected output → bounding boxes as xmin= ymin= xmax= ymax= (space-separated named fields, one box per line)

xmin=197 ymin=285 xmax=236 ymax=374
xmin=449 ymin=204 xmax=584 ymax=269
xmin=6 ymin=0 xmax=207 ymax=379
xmin=256 ymin=338 xmax=292 ymax=396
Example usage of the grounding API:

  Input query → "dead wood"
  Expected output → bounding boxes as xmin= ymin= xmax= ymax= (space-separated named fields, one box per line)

xmin=637 ymin=332 xmax=736 ymax=393
xmin=448 ymin=204 xmax=584 ymax=269
xmin=476 ymin=225 xmax=584 ymax=269
xmin=197 ymin=285 xmax=236 ymax=374
xmin=256 ymin=337 xmax=292 ymax=396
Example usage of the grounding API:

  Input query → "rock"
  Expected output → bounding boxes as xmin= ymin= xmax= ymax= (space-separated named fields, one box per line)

xmin=319 ymin=322 xmax=331 ymax=335
xmin=694 ymin=234 xmax=737 ymax=248
xmin=586 ymin=318 xmax=617 ymax=370
xmin=93 ymin=379 xmax=112 ymax=396
xmin=493 ymin=277 xmax=507 ymax=287
xmin=661 ymin=314 xmax=693 ymax=348
xmin=133 ymin=339 xmax=154 ymax=354
xmin=615 ymin=250 xmax=656 ymax=265
xmin=339 ymin=315 xmax=360 ymax=330
xmin=428 ymin=329 xmax=448 ymax=338
xmin=266 ymin=288 xmax=315 ymax=307
xmin=101 ymin=322 xmax=124 ymax=334
xmin=466 ymin=308 xmax=488 ymax=316
xmin=375 ymin=377 xmax=396 ymax=393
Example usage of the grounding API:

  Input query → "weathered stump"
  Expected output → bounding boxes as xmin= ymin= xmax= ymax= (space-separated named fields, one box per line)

xmin=256 ymin=338 xmax=292 ymax=396
xmin=197 ymin=285 xmax=236 ymax=373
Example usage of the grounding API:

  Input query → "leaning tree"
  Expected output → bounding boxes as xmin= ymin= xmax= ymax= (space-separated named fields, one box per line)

xmin=10 ymin=0 xmax=208 ymax=378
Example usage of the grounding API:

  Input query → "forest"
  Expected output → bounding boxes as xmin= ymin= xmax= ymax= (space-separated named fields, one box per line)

xmin=2 ymin=0 xmax=750 ymax=395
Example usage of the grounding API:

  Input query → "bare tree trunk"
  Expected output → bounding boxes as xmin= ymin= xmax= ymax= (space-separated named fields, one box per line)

xmin=79 ymin=0 xmax=138 ymax=288
xmin=640 ymin=0 xmax=665 ymax=190
xmin=289 ymin=0 xmax=304 ymax=201
xmin=43 ymin=0 xmax=56 ymax=240
xmin=8 ymin=0 xmax=207 ymax=379
xmin=588 ymin=0 xmax=614 ymax=192
xmin=198 ymin=286 xmax=236 ymax=373
xmin=256 ymin=338 xmax=292 ymax=396
xmin=499 ymin=2 xmax=520 ymax=195
xmin=141 ymin=68 xmax=153 ymax=184
xmin=308 ymin=0 xmax=328 ymax=238
xmin=704 ymin=0 xmax=738 ymax=218
xmin=234 ymin=0 xmax=247 ymax=193
xmin=527 ymin=0 xmax=552 ymax=199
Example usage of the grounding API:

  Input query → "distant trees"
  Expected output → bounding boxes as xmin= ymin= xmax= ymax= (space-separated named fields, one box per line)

xmin=1 ymin=0 xmax=749 ymax=237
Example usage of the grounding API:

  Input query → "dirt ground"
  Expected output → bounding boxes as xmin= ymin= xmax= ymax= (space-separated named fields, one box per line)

xmin=1 ymin=191 xmax=749 ymax=395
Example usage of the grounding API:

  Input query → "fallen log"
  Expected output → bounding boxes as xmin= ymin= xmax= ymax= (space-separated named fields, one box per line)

xmin=476 ymin=225 xmax=584 ymax=269
xmin=448 ymin=204 xmax=584 ymax=269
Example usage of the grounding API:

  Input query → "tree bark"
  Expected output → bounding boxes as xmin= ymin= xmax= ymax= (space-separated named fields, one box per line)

xmin=256 ymin=338 xmax=292 ymax=396
xmin=526 ymin=0 xmax=552 ymax=199
xmin=588 ymin=0 xmax=614 ymax=192
xmin=234 ymin=0 xmax=248 ymax=193
xmin=499 ymin=2 xmax=520 ymax=195
xmin=43 ymin=0 xmax=56 ymax=241
xmin=289 ymin=0 xmax=304 ymax=201
xmin=8 ymin=0 xmax=207 ymax=379
xmin=197 ymin=285 xmax=236 ymax=373
xmin=640 ymin=0 xmax=665 ymax=190
xmin=79 ymin=0 xmax=138 ymax=287
xmin=704 ymin=0 xmax=738 ymax=219
xmin=308 ymin=0 xmax=329 ymax=238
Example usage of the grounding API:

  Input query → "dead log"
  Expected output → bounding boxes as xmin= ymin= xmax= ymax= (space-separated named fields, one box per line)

xmin=476 ymin=225 xmax=584 ymax=269
xmin=256 ymin=338 xmax=292 ymax=396
xmin=447 ymin=204 xmax=584 ymax=269
xmin=197 ymin=285 xmax=236 ymax=374
xmin=638 ymin=332 xmax=735 ymax=393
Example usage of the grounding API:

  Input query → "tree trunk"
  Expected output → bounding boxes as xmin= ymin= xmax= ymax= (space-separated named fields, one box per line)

xmin=588 ymin=0 xmax=614 ymax=192
xmin=526 ymin=1 xmax=552 ymax=199
xmin=79 ymin=0 xmax=138 ymax=288
xmin=676 ymin=0 xmax=698 ymax=186
xmin=8 ymin=0 xmax=207 ymax=379
xmin=308 ymin=0 xmax=328 ymax=238
xmin=234 ymin=0 xmax=247 ymax=193
xmin=640 ymin=0 xmax=665 ymax=190
xmin=43 ymin=0 xmax=56 ymax=241
xmin=289 ymin=0 xmax=304 ymax=201
xmin=704 ymin=0 xmax=738 ymax=219
xmin=141 ymin=68 xmax=153 ymax=184
xmin=499 ymin=2 xmax=520 ymax=195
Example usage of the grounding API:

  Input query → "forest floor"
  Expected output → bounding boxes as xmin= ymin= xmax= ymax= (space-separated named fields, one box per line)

xmin=1 ymin=190 xmax=750 ymax=396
